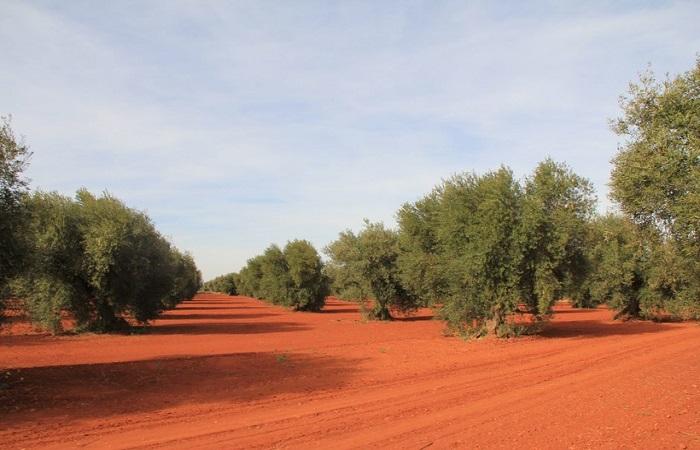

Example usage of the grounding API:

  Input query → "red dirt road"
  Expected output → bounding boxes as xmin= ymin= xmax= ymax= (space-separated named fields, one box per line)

xmin=1 ymin=293 xmax=699 ymax=449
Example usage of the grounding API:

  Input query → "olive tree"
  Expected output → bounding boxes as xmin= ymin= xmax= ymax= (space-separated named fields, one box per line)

xmin=517 ymin=159 xmax=596 ymax=317
xmin=324 ymin=230 xmax=371 ymax=301
xmin=257 ymin=244 xmax=291 ymax=304
xmin=77 ymin=189 xmax=177 ymax=328
xmin=0 ymin=116 xmax=31 ymax=317
xmin=11 ymin=192 xmax=86 ymax=332
xmin=238 ymin=255 xmax=264 ymax=297
xmin=326 ymin=220 xmax=416 ymax=320
xmin=583 ymin=215 xmax=649 ymax=318
xmin=436 ymin=168 xmax=523 ymax=337
xmin=14 ymin=189 xmax=200 ymax=332
xmin=283 ymin=239 xmax=329 ymax=311
xmin=165 ymin=251 xmax=202 ymax=308
xmin=610 ymin=58 xmax=700 ymax=318
xmin=396 ymin=190 xmax=446 ymax=306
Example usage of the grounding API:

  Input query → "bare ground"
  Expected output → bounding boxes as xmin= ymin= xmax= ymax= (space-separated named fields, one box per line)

xmin=1 ymin=293 xmax=699 ymax=449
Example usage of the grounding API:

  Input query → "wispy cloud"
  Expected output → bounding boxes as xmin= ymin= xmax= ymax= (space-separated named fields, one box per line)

xmin=1 ymin=0 xmax=699 ymax=278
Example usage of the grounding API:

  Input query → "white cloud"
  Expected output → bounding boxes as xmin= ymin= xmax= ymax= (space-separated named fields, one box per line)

xmin=1 ymin=0 xmax=698 ymax=278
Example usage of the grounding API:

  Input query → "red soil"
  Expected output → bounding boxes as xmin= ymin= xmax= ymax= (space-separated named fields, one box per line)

xmin=1 ymin=293 xmax=699 ymax=449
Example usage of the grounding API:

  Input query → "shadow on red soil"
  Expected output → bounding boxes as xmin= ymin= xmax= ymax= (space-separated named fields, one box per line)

xmin=2 ymin=293 xmax=698 ymax=449
xmin=154 ymin=313 xmax=280 ymax=321
xmin=541 ymin=318 xmax=679 ymax=338
xmin=145 ymin=321 xmax=312 ymax=335
xmin=393 ymin=315 xmax=435 ymax=322
xmin=1 ymin=351 xmax=362 ymax=426
xmin=320 ymin=307 xmax=361 ymax=314
xmin=175 ymin=305 xmax=263 ymax=311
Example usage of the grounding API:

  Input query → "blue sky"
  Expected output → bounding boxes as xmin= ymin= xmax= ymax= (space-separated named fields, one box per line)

xmin=2 ymin=1 xmax=699 ymax=279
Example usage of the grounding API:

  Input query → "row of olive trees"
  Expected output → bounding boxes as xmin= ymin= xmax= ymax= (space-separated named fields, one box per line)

xmin=325 ymin=157 xmax=696 ymax=336
xmin=11 ymin=190 xmax=203 ymax=333
xmin=324 ymin=59 xmax=700 ymax=334
xmin=0 ymin=117 xmax=202 ymax=333
xmin=326 ymin=159 xmax=595 ymax=336
xmin=202 ymin=272 xmax=238 ymax=295
xmin=235 ymin=240 xmax=329 ymax=311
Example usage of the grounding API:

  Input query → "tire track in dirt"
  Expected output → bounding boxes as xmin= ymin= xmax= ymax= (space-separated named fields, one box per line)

xmin=2 ymin=294 xmax=699 ymax=449
xmin=136 ymin=328 xmax=699 ymax=449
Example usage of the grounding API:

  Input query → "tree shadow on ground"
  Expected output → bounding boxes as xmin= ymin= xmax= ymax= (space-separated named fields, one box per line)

xmin=393 ymin=315 xmax=434 ymax=322
xmin=0 ymin=335 xmax=66 ymax=347
xmin=180 ymin=300 xmax=242 ymax=308
xmin=540 ymin=319 xmax=679 ymax=339
xmin=321 ymin=308 xmax=360 ymax=314
xmin=144 ymin=321 xmax=311 ymax=335
xmin=551 ymin=308 xmax=606 ymax=314
xmin=154 ymin=313 xmax=279 ymax=321
xmin=175 ymin=306 xmax=265 ymax=311
xmin=0 ymin=351 xmax=364 ymax=427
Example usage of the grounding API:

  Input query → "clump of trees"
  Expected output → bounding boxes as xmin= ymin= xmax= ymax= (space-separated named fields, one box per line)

xmin=327 ymin=161 xmax=593 ymax=334
xmin=237 ymin=240 xmax=329 ymax=311
xmin=0 ymin=118 xmax=202 ymax=333
xmin=202 ymin=272 xmax=238 ymax=295
xmin=11 ymin=190 xmax=202 ymax=332
xmin=323 ymin=59 xmax=699 ymax=334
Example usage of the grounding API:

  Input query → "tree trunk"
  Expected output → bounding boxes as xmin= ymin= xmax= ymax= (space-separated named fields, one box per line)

xmin=372 ymin=301 xmax=392 ymax=321
xmin=93 ymin=300 xmax=124 ymax=331
xmin=488 ymin=305 xmax=505 ymax=336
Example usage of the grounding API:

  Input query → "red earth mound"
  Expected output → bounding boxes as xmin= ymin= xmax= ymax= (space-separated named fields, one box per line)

xmin=1 ymin=293 xmax=699 ymax=449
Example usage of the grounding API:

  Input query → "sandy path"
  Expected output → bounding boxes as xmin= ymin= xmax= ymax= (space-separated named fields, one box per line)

xmin=1 ymin=293 xmax=699 ymax=449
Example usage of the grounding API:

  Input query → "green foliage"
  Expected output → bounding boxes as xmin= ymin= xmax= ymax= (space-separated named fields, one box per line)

xmin=611 ymin=59 xmax=700 ymax=239
xmin=396 ymin=190 xmax=446 ymax=306
xmin=397 ymin=163 xmax=594 ymax=336
xmin=645 ymin=240 xmax=700 ymax=320
xmin=435 ymin=168 xmax=523 ymax=336
xmin=258 ymin=244 xmax=291 ymax=304
xmin=324 ymin=230 xmax=372 ymax=301
xmin=11 ymin=192 xmax=88 ymax=332
xmin=610 ymin=58 xmax=700 ymax=319
xmin=237 ymin=255 xmax=264 ymax=297
xmin=236 ymin=240 xmax=329 ymax=311
xmin=0 ymin=116 xmax=31 ymax=317
xmin=12 ymin=189 xmax=201 ymax=332
xmin=283 ymin=239 xmax=329 ymax=311
xmin=202 ymin=272 xmax=237 ymax=295
xmin=166 ymin=251 xmax=202 ymax=308
xmin=326 ymin=220 xmax=416 ymax=320
xmin=517 ymin=159 xmax=596 ymax=316
xmin=78 ymin=190 xmax=178 ymax=326
xmin=583 ymin=215 xmax=648 ymax=319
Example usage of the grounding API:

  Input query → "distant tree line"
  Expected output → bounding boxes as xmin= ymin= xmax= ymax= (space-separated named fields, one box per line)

xmin=0 ymin=117 xmax=202 ymax=333
xmin=202 ymin=272 xmax=238 ymax=295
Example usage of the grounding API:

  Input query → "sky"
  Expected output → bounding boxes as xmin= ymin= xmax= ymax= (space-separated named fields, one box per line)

xmin=1 ymin=1 xmax=699 ymax=279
